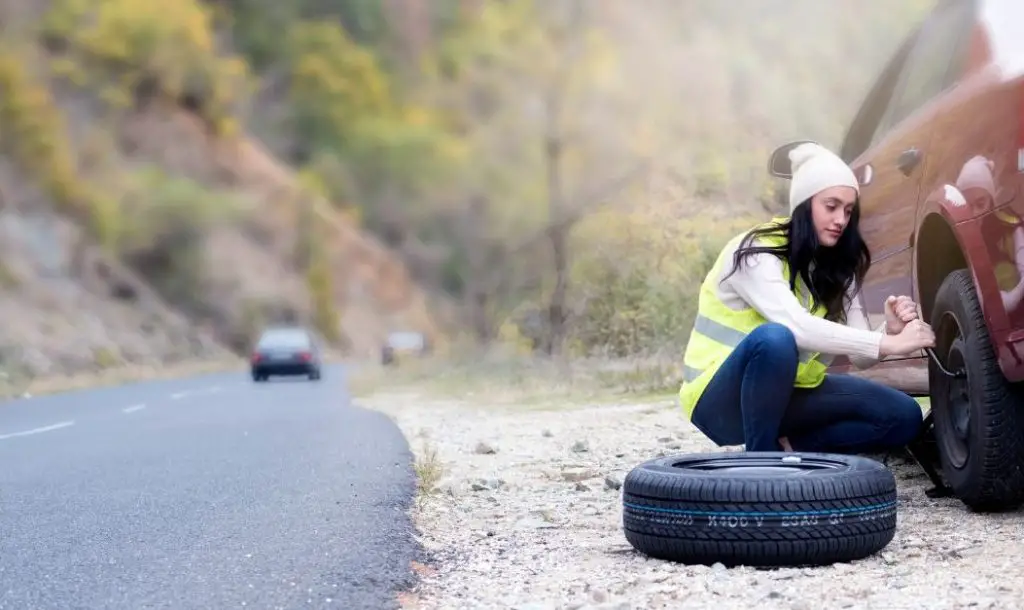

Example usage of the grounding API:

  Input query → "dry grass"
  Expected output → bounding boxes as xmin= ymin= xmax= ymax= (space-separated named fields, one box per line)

xmin=412 ymin=439 xmax=446 ymax=509
xmin=347 ymin=348 xmax=936 ymax=416
xmin=346 ymin=347 xmax=681 ymax=410
xmin=0 ymin=357 xmax=245 ymax=400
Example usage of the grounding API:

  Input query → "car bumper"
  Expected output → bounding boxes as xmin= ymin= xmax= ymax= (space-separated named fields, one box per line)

xmin=252 ymin=362 xmax=318 ymax=376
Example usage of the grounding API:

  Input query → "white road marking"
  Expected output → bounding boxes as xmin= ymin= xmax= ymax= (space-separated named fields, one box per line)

xmin=0 ymin=420 xmax=75 ymax=441
xmin=122 ymin=404 xmax=146 ymax=414
xmin=170 ymin=385 xmax=225 ymax=401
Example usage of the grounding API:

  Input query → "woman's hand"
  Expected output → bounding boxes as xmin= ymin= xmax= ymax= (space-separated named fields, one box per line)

xmin=885 ymin=294 xmax=920 ymax=334
xmin=880 ymin=319 xmax=936 ymax=357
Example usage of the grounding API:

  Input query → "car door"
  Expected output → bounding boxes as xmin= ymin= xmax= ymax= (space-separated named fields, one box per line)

xmin=829 ymin=2 xmax=975 ymax=391
xmin=851 ymin=1 xmax=974 ymax=339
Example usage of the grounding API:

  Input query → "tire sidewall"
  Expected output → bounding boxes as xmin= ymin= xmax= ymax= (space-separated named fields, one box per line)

xmin=627 ymin=451 xmax=889 ymax=488
xmin=930 ymin=271 xmax=995 ymax=494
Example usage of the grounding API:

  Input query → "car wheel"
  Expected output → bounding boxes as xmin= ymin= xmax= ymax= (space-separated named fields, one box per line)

xmin=622 ymin=452 xmax=897 ymax=567
xmin=309 ymin=370 xmax=321 ymax=381
xmin=929 ymin=268 xmax=1024 ymax=511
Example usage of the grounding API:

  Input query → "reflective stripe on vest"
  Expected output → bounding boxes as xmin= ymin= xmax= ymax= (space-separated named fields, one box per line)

xmin=678 ymin=218 xmax=829 ymax=419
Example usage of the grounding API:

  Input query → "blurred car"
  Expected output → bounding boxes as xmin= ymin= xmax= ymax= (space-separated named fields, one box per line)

xmin=250 ymin=326 xmax=322 ymax=382
xmin=768 ymin=0 xmax=1024 ymax=510
xmin=381 ymin=331 xmax=430 ymax=366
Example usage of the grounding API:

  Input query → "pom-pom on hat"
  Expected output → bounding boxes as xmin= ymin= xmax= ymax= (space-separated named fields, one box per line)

xmin=787 ymin=142 xmax=860 ymax=213
xmin=955 ymin=155 xmax=995 ymax=198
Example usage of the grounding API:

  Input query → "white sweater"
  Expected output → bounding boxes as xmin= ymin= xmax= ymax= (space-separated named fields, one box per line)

xmin=714 ymin=238 xmax=886 ymax=370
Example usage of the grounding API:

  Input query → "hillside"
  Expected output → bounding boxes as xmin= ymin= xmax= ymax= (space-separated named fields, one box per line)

xmin=0 ymin=0 xmax=442 ymax=382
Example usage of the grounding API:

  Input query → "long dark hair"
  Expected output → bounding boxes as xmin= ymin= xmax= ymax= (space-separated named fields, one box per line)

xmin=722 ymin=198 xmax=871 ymax=323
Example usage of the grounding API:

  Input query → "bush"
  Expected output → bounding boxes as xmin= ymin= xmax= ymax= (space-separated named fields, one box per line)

xmin=305 ymin=237 xmax=341 ymax=345
xmin=41 ymin=0 xmax=250 ymax=134
xmin=0 ymin=47 xmax=87 ymax=213
xmin=115 ymin=167 xmax=242 ymax=314
xmin=286 ymin=20 xmax=393 ymax=150
xmin=564 ymin=209 xmax=758 ymax=358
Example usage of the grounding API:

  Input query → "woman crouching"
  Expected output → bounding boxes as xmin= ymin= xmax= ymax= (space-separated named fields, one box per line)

xmin=680 ymin=142 xmax=935 ymax=454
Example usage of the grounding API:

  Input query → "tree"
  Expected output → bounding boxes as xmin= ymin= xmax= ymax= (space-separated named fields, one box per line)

xmin=419 ymin=0 xmax=637 ymax=351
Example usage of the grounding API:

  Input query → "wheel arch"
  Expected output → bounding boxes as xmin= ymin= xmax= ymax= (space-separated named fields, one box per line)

xmin=915 ymin=211 xmax=969 ymax=323
xmin=914 ymin=200 xmax=1016 ymax=379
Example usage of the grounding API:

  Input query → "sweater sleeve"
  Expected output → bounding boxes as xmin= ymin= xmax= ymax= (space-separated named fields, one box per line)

xmin=725 ymin=251 xmax=884 ymax=361
xmin=843 ymin=283 xmax=888 ymax=369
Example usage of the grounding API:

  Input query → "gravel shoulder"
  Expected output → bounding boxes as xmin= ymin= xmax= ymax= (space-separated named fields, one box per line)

xmin=359 ymin=390 xmax=1024 ymax=610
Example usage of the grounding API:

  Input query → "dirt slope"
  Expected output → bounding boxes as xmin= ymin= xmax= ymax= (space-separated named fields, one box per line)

xmin=0 ymin=5 xmax=442 ymax=380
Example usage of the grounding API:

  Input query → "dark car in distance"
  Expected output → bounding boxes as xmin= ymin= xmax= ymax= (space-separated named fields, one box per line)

xmin=770 ymin=0 xmax=1024 ymax=512
xmin=250 ymin=327 xmax=322 ymax=382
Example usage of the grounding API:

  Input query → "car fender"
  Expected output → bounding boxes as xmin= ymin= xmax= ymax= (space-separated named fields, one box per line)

xmin=915 ymin=182 xmax=1016 ymax=367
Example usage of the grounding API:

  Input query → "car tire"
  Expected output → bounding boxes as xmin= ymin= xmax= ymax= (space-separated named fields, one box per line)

xmin=929 ymin=268 xmax=1024 ymax=510
xmin=621 ymin=452 xmax=897 ymax=567
xmin=309 ymin=370 xmax=321 ymax=381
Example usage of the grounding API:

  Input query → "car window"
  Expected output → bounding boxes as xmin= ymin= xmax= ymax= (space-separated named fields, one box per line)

xmin=257 ymin=329 xmax=311 ymax=349
xmin=386 ymin=332 xmax=425 ymax=351
xmin=870 ymin=1 xmax=974 ymax=144
xmin=839 ymin=31 xmax=918 ymax=163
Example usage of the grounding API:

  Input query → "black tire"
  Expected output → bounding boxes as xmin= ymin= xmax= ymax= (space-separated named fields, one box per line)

xmin=929 ymin=268 xmax=1024 ymax=510
xmin=621 ymin=452 xmax=897 ymax=567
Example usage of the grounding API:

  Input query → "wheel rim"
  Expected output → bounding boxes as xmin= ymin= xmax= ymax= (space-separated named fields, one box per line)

xmin=935 ymin=314 xmax=971 ymax=470
xmin=673 ymin=455 xmax=848 ymax=475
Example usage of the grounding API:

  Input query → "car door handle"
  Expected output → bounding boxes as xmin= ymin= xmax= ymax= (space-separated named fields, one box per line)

xmin=897 ymin=148 xmax=921 ymax=176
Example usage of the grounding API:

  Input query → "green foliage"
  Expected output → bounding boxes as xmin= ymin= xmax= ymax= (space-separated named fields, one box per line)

xmin=287 ymin=20 xmax=393 ymax=148
xmin=116 ymin=167 xmax=242 ymax=314
xmin=304 ymin=236 xmax=341 ymax=344
xmin=563 ymin=210 xmax=756 ymax=358
xmin=285 ymin=19 xmax=461 ymax=214
xmin=41 ymin=0 xmax=250 ymax=134
xmin=0 ymin=46 xmax=88 ymax=213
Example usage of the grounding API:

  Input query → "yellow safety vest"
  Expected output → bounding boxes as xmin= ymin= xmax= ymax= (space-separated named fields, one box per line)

xmin=679 ymin=217 xmax=830 ymax=419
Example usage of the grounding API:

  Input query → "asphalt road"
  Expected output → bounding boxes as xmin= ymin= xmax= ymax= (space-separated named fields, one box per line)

xmin=0 ymin=365 xmax=421 ymax=610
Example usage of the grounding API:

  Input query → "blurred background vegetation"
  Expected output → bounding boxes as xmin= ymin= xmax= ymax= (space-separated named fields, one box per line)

xmin=0 ymin=0 xmax=935 ymax=390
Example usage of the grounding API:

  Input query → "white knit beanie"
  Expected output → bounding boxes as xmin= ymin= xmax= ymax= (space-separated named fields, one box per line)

xmin=787 ymin=143 xmax=860 ymax=213
xmin=955 ymin=155 xmax=995 ymax=198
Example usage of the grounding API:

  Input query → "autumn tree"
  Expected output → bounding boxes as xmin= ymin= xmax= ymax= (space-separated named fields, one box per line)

xmin=418 ymin=0 xmax=645 ymax=351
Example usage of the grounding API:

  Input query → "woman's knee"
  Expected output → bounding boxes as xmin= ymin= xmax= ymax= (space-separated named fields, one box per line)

xmin=746 ymin=323 xmax=798 ymax=358
xmin=886 ymin=394 xmax=925 ymax=445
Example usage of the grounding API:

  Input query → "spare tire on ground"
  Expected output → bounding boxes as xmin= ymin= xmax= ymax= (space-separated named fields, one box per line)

xmin=622 ymin=451 xmax=898 ymax=567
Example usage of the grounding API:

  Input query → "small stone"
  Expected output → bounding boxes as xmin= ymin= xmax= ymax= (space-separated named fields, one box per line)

xmin=562 ymin=468 xmax=596 ymax=482
xmin=432 ymin=481 xmax=458 ymax=496
xmin=591 ymin=589 xmax=608 ymax=603
xmin=574 ymin=481 xmax=590 ymax=492
xmin=470 ymin=478 xmax=504 ymax=491
xmin=542 ymin=429 xmax=553 ymax=437
xmin=604 ymin=475 xmax=623 ymax=490
xmin=474 ymin=441 xmax=497 ymax=454
xmin=571 ymin=440 xmax=590 ymax=453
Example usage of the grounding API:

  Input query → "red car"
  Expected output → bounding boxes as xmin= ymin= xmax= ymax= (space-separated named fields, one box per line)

xmin=769 ymin=0 xmax=1024 ymax=511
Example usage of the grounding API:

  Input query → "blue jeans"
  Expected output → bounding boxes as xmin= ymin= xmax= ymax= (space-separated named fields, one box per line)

xmin=690 ymin=322 xmax=923 ymax=453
